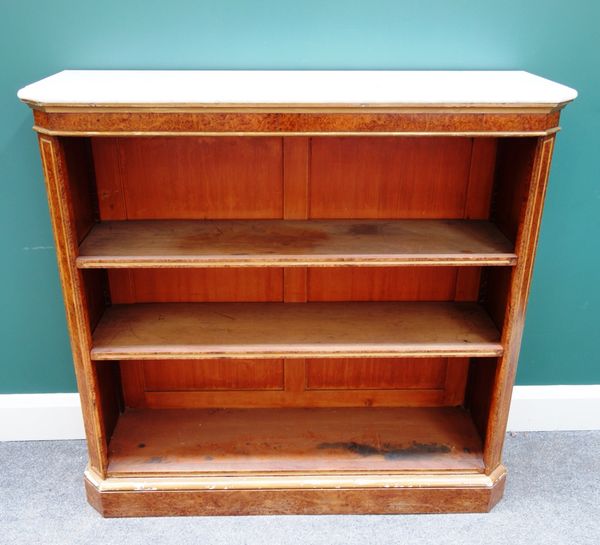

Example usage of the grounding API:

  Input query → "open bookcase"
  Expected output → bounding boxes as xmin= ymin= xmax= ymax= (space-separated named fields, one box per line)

xmin=18 ymin=71 xmax=576 ymax=516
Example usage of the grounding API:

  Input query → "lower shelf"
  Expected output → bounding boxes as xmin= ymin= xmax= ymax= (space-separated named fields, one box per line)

xmin=107 ymin=407 xmax=485 ymax=476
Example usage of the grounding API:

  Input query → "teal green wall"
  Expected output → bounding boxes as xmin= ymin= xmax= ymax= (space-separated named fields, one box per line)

xmin=1 ymin=1 xmax=598 ymax=392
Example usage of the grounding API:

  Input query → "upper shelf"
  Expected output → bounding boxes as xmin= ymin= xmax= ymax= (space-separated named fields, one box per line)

xmin=18 ymin=70 xmax=577 ymax=111
xmin=76 ymin=219 xmax=517 ymax=268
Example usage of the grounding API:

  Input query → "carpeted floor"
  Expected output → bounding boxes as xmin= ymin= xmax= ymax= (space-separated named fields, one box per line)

xmin=1 ymin=432 xmax=599 ymax=545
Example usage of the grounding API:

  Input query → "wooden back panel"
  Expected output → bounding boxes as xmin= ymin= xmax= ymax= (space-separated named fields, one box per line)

xmin=311 ymin=137 xmax=473 ymax=218
xmin=92 ymin=137 xmax=283 ymax=220
xmin=91 ymin=136 xmax=498 ymax=409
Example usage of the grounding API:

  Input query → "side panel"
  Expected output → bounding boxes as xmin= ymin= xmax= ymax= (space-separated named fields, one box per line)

xmin=38 ymin=135 xmax=107 ymax=473
xmin=483 ymin=136 xmax=556 ymax=469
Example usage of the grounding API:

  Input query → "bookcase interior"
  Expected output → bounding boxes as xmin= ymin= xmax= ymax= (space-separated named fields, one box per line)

xmin=61 ymin=134 xmax=538 ymax=478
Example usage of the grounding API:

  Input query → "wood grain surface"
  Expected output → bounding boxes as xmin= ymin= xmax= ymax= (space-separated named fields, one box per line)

xmin=77 ymin=219 xmax=515 ymax=268
xmin=91 ymin=302 xmax=503 ymax=360
xmin=107 ymin=407 xmax=485 ymax=475
xmin=32 ymin=109 xmax=561 ymax=136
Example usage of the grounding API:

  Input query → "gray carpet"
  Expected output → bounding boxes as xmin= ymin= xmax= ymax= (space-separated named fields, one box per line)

xmin=1 ymin=432 xmax=599 ymax=545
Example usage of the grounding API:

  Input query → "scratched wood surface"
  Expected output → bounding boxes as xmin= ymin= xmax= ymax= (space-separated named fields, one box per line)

xmin=86 ymin=479 xmax=505 ymax=516
xmin=107 ymin=407 xmax=485 ymax=475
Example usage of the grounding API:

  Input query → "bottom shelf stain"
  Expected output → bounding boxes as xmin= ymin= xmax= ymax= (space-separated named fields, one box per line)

xmin=317 ymin=441 xmax=451 ymax=460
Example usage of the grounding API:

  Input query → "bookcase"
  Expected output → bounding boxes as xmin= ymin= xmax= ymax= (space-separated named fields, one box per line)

xmin=18 ymin=71 xmax=576 ymax=516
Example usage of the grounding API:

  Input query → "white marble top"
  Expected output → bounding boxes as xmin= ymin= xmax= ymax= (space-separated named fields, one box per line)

xmin=18 ymin=70 xmax=577 ymax=109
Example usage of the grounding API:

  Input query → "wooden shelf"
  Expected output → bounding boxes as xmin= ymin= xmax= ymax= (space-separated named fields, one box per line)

xmin=77 ymin=219 xmax=516 ymax=268
xmin=91 ymin=301 xmax=502 ymax=360
xmin=107 ymin=407 xmax=485 ymax=476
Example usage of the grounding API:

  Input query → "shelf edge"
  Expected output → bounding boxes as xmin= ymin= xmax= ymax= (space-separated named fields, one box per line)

xmin=86 ymin=465 xmax=506 ymax=491
xmin=76 ymin=256 xmax=518 ymax=269
xmin=90 ymin=346 xmax=504 ymax=361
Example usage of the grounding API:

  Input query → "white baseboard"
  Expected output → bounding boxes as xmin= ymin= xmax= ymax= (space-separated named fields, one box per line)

xmin=0 ymin=393 xmax=85 ymax=441
xmin=506 ymin=385 xmax=600 ymax=431
xmin=1 ymin=386 xmax=599 ymax=441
